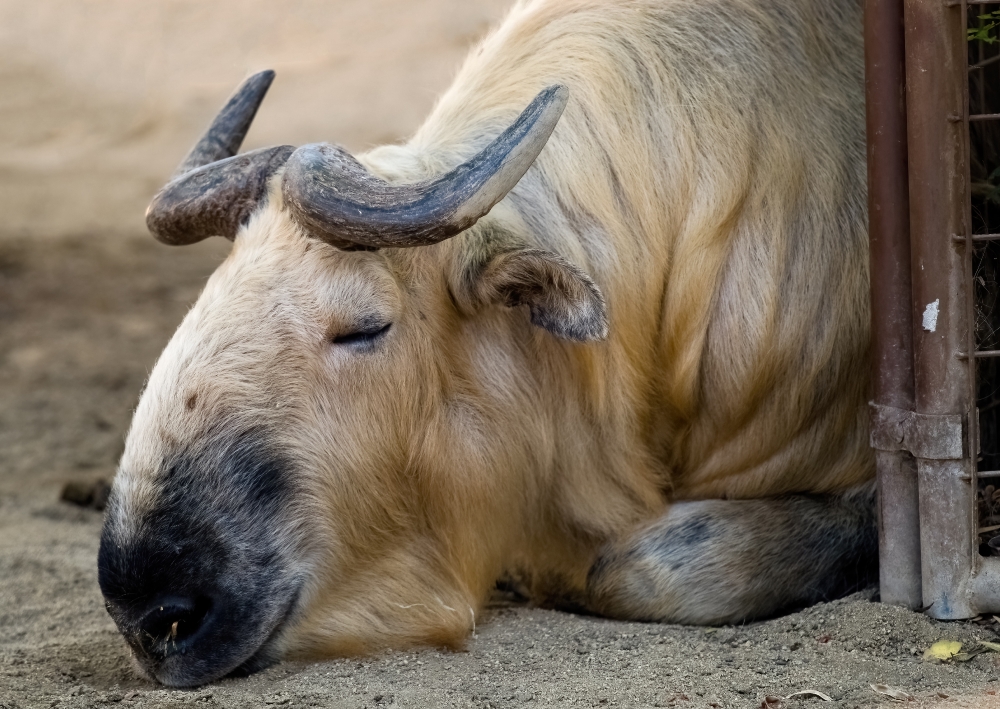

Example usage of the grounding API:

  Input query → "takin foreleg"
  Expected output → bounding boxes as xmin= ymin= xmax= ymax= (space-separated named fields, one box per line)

xmin=585 ymin=485 xmax=877 ymax=625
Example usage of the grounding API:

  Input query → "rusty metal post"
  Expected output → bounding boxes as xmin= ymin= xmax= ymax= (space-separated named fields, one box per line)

xmin=865 ymin=0 xmax=923 ymax=610
xmin=903 ymin=0 xmax=974 ymax=619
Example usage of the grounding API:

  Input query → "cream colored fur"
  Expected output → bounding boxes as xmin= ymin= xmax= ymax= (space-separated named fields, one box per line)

xmin=114 ymin=0 xmax=870 ymax=659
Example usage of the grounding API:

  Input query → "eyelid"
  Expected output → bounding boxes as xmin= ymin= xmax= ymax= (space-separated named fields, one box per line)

xmin=331 ymin=321 xmax=392 ymax=346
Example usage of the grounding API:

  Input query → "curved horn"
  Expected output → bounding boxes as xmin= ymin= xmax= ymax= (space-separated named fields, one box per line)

xmin=146 ymin=71 xmax=293 ymax=245
xmin=146 ymin=146 xmax=295 ymax=245
xmin=281 ymin=85 xmax=569 ymax=250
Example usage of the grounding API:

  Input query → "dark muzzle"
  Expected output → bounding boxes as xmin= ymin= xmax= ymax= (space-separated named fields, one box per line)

xmin=98 ymin=433 xmax=302 ymax=686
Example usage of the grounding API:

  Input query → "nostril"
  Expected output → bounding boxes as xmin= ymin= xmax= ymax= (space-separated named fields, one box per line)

xmin=137 ymin=596 xmax=212 ymax=652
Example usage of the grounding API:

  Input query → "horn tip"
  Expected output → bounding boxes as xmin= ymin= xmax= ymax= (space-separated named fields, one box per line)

xmin=544 ymin=84 xmax=569 ymax=104
xmin=242 ymin=69 xmax=276 ymax=94
xmin=534 ymin=84 xmax=569 ymax=120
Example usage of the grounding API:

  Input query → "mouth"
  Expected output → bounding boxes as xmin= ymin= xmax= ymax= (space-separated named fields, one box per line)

xmin=129 ymin=582 xmax=304 ymax=688
xmin=228 ymin=585 xmax=304 ymax=679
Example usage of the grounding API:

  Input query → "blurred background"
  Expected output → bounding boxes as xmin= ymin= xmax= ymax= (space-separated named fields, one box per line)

xmin=0 ymin=0 xmax=510 ymax=238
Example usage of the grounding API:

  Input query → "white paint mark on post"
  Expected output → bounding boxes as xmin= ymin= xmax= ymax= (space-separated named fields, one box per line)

xmin=922 ymin=299 xmax=940 ymax=332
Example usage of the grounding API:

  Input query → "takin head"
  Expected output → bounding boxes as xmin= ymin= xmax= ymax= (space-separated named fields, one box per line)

xmin=97 ymin=72 xmax=607 ymax=687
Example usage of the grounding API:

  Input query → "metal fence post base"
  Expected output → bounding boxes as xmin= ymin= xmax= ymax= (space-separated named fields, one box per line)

xmin=877 ymin=450 xmax=923 ymax=608
xmin=918 ymin=459 xmax=974 ymax=619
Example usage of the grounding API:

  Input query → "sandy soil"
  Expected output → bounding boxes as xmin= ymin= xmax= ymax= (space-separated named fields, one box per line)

xmin=4 ymin=1 xmax=1000 ymax=708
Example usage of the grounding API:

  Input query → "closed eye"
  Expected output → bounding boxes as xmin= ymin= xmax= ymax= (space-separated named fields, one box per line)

xmin=331 ymin=322 xmax=392 ymax=347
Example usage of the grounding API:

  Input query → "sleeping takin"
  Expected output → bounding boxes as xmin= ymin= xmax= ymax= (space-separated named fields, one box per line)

xmin=98 ymin=0 xmax=874 ymax=688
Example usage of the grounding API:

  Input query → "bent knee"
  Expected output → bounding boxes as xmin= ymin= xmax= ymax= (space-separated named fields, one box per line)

xmin=586 ymin=493 xmax=876 ymax=625
xmin=586 ymin=502 xmax=763 ymax=624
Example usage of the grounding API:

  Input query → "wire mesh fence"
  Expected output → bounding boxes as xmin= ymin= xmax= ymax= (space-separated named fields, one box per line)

xmin=965 ymin=2 xmax=1000 ymax=555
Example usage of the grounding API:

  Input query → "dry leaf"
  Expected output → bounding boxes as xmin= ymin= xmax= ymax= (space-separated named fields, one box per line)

xmin=871 ymin=684 xmax=913 ymax=702
xmin=923 ymin=640 xmax=962 ymax=661
xmin=785 ymin=689 xmax=833 ymax=701
xmin=953 ymin=645 xmax=987 ymax=662
xmin=980 ymin=640 xmax=1000 ymax=652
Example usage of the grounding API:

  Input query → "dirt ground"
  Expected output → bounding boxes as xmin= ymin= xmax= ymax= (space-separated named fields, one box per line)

xmin=5 ymin=1 xmax=1000 ymax=708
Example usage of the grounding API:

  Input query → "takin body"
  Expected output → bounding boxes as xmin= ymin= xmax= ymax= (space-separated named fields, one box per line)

xmin=98 ymin=0 xmax=875 ymax=687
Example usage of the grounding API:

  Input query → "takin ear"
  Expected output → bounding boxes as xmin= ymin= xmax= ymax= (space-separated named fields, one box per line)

xmin=462 ymin=248 xmax=608 ymax=342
